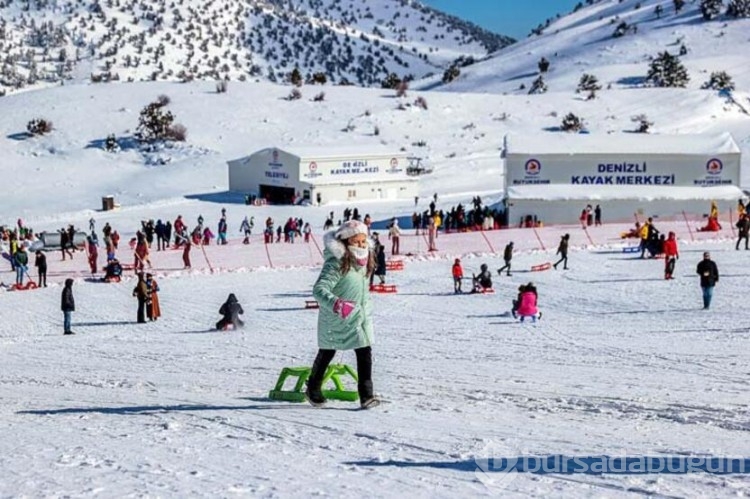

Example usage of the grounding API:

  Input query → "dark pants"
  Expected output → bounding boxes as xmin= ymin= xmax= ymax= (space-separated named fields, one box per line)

xmin=701 ymin=286 xmax=714 ymax=309
xmin=737 ymin=234 xmax=748 ymax=250
xmin=554 ymin=254 xmax=568 ymax=269
xmin=665 ymin=257 xmax=676 ymax=278
xmin=137 ymin=298 xmax=147 ymax=323
xmin=38 ymin=268 xmax=47 ymax=287
xmin=309 ymin=346 xmax=373 ymax=400
xmin=498 ymin=260 xmax=511 ymax=275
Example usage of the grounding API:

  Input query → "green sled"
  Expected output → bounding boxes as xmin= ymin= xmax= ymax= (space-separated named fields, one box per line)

xmin=268 ymin=364 xmax=359 ymax=402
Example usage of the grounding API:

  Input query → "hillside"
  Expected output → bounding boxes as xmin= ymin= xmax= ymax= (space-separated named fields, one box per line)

xmin=0 ymin=0 xmax=512 ymax=95
xmin=421 ymin=0 xmax=750 ymax=96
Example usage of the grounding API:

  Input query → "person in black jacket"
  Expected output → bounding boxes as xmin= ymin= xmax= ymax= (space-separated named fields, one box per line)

xmin=696 ymin=252 xmax=719 ymax=309
xmin=216 ymin=293 xmax=244 ymax=330
xmin=553 ymin=234 xmax=570 ymax=270
xmin=736 ymin=213 xmax=749 ymax=250
xmin=35 ymin=250 xmax=47 ymax=287
xmin=373 ymin=244 xmax=386 ymax=285
xmin=61 ymin=278 xmax=75 ymax=335
xmin=497 ymin=241 xmax=513 ymax=276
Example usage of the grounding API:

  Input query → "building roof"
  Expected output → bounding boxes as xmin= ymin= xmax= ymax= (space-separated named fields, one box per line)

xmin=505 ymin=132 xmax=741 ymax=156
xmin=507 ymin=184 xmax=744 ymax=201
xmin=255 ymin=145 xmax=408 ymax=160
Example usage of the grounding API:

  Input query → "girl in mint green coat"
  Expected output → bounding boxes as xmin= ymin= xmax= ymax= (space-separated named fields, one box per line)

xmin=307 ymin=220 xmax=380 ymax=409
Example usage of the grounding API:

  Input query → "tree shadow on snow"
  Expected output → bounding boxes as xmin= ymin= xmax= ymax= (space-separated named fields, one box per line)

xmin=345 ymin=456 xmax=750 ymax=474
xmin=75 ymin=321 xmax=137 ymax=327
xmin=6 ymin=132 xmax=33 ymax=141
xmin=597 ymin=308 xmax=697 ymax=316
xmin=257 ymin=307 xmax=309 ymax=312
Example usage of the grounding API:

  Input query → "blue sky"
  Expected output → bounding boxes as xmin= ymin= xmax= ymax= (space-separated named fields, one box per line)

xmin=420 ymin=0 xmax=582 ymax=40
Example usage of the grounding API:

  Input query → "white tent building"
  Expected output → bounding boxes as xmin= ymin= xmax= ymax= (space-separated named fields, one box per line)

xmin=227 ymin=146 xmax=418 ymax=205
xmin=503 ymin=132 xmax=743 ymax=225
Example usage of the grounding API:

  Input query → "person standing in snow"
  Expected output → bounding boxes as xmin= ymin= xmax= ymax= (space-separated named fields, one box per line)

xmin=696 ymin=252 xmax=719 ymax=309
xmin=182 ymin=239 xmax=192 ymax=269
xmin=663 ymin=231 xmax=679 ymax=280
xmin=61 ymin=278 xmax=75 ymax=335
xmin=497 ymin=241 xmax=513 ymax=277
xmin=373 ymin=243 xmax=386 ymax=286
xmin=736 ymin=213 xmax=749 ymax=250
xmin=216 ymin=293 xmax=244 ymax=330
xmin=146 ymin=273 xmax=161 ymax=321
xmin=35 ymin=250 xmax=47 ymax=288
xmin=132 ymin=273 xmax=149 ymax=324
xmin=388 ymin=218 xmax=401 ymax=255
xmin=452 ymin=258 xmax=463 ymax=294
xmin=306 ymin=220 xmax=380 ymax=409
xmin=240 ymin=216 xmax=254 ymax=244
xmin=13 ymin=245 xmax=28 ymax=286
xmin=217 ymin=216 xmax=228 ymax=245
xmin=594 ymin=204 xmax=602 ymax=226
xmin=87 ymin=233 xmax=98 ymax=274
xmin=553 ymin=234 xmax=570 ymax=270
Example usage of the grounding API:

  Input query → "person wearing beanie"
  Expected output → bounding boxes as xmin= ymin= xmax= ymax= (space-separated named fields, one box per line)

xmin=307 ymin=220 xmax=380 ymax=409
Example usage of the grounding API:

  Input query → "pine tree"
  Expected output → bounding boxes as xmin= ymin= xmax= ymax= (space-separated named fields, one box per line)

xmin=701 ymin=71 xmax=735 ymax=91
xmin=442 ymin=66 xmax=460 ymax=84
xmin=727 ymin=0 xmax=750 ymax=17
xmin=528 ymin=75 xmax=548 ymax=95
xmin=577 ymin=73 xmax=602 ymax=100
xmin=673 ymin=0 xmax=685 ymax=12
xmin=135 ymin=99 xmax=185 ymax=143
xmin=700 ymin=0 xmax=724 ymax=20
xmin=613 ymin=21 xmax=631 ymax=37
xmin=561 ymin=113 xmax=584 ymax=132
xmin=289 ymin=67 xmax=302 ymax=87
xmin=538 ymin=57 xmax=550 ymax=73
xmin=646 ymin=52 xmax=690 ymax=88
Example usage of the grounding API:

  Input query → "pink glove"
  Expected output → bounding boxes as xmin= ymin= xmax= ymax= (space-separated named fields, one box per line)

xmin=333 ymin=299 xmax=356 ymax=319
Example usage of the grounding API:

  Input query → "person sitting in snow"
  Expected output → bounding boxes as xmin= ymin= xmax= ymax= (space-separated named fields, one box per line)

xmin=471 ymin=263 xmax=493 ymax=293
xmin=216 ymin=293 xmax=244 ymax=330
xmin=516 ymin=282 xmax=541 ymax=322
xmin=104 ymin=258 xmax=123 ymax=281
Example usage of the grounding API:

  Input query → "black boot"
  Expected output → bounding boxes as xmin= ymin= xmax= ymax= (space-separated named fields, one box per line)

xmin=305 ymin=350 xmax=333 ymax=407
xmin=358 ymin=380 xmax=380 ymax=409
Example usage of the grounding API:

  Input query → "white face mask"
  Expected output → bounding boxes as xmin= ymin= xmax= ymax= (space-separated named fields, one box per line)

xmin=348 ymin=245 xmax=370 ymax=261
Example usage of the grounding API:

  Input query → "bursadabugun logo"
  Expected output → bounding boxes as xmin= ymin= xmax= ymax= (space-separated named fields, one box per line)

xmin=474 ymin=439 xmax=524 ymax=494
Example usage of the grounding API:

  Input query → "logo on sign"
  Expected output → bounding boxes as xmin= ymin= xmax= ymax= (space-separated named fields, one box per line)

xmin=304 ymin=161 xmax=321 ymax=179
xmin=524 ymin=159 xmax=541 ymax=176
xmin=272 ymin=150 xmax=279 ymax=163
xmin=706 ymin=158 xmax=723 ymax=175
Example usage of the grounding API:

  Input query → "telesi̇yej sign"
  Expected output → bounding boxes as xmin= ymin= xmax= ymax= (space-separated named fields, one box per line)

xmin=506 ymin=154 xmax=739 ymax=187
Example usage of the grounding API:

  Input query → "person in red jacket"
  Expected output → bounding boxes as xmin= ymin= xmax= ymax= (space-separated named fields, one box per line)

xmin=452 ymin=258 xmax=464 ymax=294
xmin=663 ymin=231 xmax=679 ymax=280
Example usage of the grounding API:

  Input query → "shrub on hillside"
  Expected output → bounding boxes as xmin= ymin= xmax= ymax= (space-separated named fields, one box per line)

xmin=577 ymin=73 xmax=602 ymax=100
xmin=646 ymin=51 xmax=690 ymax=88
xmin=701 ymin=71 xmax=735 ymax=91
xmin=135 ymin=97 xmax=186 ymax=143
xmin=631 ymin=114 xmax=653 ymax=133
xmin=27 ymin=118 xmax=53 ymax=135
xmin=442 ymin=66 xmax=460 ymax=84
xmin=700 ymin=0 xmax=723 ymax=19
xmin=560 ymin=113 xmax=584 ymax=133
xmin=528 ymin=75 xmax=548 ymax=95
xmin=727 ymin=0 xmax=750 ymax=17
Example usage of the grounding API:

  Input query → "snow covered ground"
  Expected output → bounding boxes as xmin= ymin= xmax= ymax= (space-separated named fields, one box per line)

xmin=2 ymin=216 xmax=750 ymax=497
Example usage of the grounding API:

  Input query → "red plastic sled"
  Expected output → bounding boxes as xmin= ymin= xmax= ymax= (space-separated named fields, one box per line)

xmin=305 ymin=300 xmax=319 ymax=309
xmin=104 ymin=276 xmax=121 ymax=283
xmin=477 ymin=287 xmax=495 ymax=294
xmin=370 ymin=284 xmax=397 ymax=293
xmin=531 ymin=262 xmax=552 ymax=272
xmin=12 ymin=281 xmax=39 ymax=291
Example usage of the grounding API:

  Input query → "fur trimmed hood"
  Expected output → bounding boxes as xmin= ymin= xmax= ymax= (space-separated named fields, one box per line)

xmin=323 ymin=230 xmax=373 ymax=260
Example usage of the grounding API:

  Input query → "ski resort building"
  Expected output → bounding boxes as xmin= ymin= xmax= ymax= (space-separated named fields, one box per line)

xmin=227 ymin=146 xmax=418 ymax=205
xmin=503 ymin=132 xmax=743 ymax=225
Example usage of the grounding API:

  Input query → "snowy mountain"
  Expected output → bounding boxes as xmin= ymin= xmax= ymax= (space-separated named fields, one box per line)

xmin=0 ymin=0 xmax=512 ymax=95
xmin=420 ymin=0 xmax=750 ymax=96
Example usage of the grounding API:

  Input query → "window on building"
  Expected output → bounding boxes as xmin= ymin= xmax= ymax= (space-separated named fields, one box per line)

xmin=347 ymin=190 xmax=357 ymax=198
